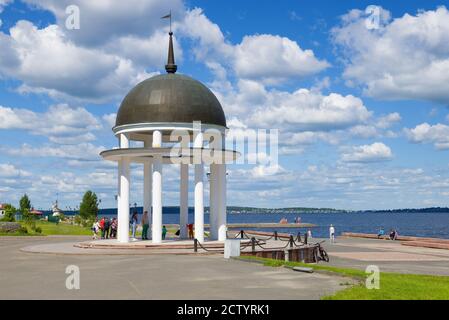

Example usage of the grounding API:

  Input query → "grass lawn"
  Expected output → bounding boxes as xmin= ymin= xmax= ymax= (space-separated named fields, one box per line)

xmin=0 ymin=220 xmax=93 ymax=236
xmin=238 ymin=256 xmax=449 ymax=300
xmin=0 ymin=221 xmax=182 ymax=237
xmin=34 ymin=221 xmax=93 ymax=236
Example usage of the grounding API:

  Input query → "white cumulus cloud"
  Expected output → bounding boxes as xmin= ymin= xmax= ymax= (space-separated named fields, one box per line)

xmin=0 ymin=163 xmax=32 ymax=178
xmin=405 ymin=123 xmax=449 ymax=150
xmin=234 ymin=34 xmax=329 ymax=84
xmin=249 ymin=88 xmax=371 ymax=131
xmin=341 ymin=142 xmax=393 ymax=162
xmin=0 ymin=104 xmax=101 ymax=143
xmin=0 ymin=21 xmax=151 ymax=102
xmin=333 ymin=6 xmax=449 ymax=103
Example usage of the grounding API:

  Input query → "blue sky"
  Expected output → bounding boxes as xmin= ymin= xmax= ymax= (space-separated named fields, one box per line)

xmin=0 ymin=0 xmax=449 ymax=211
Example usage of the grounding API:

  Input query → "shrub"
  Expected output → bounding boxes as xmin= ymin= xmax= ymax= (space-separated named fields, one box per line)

xmin=34 ymin=226 xmax=42 ymax=234
xmin=2 ymin=204 xmax=16 ymax=222
xmin=73 ymin=215 xmax=82 ymax=225
xmin=18 ymin=226 xmax=28 ymax=234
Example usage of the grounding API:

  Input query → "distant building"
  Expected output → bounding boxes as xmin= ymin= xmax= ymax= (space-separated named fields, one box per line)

xmin=0 ymin=204 xmax=5 ymax=219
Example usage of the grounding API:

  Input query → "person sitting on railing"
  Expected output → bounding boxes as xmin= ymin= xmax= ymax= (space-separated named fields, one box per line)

xmin=377 ymin=227 xmax=385 ymax=239
xmin=389 ymin=229 xmax=398 ymax=240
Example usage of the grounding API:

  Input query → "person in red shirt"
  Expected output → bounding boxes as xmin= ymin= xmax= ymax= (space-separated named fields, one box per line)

xmin=99 ymin=217 xmax=105 ymax=239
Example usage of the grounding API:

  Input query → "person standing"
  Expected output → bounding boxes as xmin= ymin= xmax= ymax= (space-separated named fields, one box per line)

xmin=141 ymin=211 xmax=149 ymax=240
xmin=99 ymin=217 xmax=105 ymax=239
xmin=307 ymin=229 xmax=312 ymax=239
xmin=162 ymin=225 xmax=167 ymax=240
xmin=131 ymin=211 xmax=138 ymax=239
xmin=187 ymin=223 xmax=194 ymax=239
xmin=104 ymin=217 xmax=111 ymax=239
xmin=329 ymin=224 xmax=335 ymax=243
xmin=110 ymin=218 xmax=117 ymax=238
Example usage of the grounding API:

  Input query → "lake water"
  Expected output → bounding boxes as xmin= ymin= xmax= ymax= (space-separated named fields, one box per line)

xmin=95 ymin=211 xmax=449 ymax=239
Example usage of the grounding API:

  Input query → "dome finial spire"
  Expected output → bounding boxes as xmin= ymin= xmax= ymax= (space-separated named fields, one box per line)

xmin=162 ymin=11 xmax=177 ymax=74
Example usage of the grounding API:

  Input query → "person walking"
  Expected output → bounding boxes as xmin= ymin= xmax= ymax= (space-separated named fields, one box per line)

xmin=141 ymin=211 xmax=149 ymax=240
xmin=92 ymin=219 xmax=100 ymax=240
xmin=162 ymin=225 xmax=167 ymax=240
xmin=329 ymin=224 xmax=335 ymax=243
xmin=131 ymin=211 xmax=138 ymax=239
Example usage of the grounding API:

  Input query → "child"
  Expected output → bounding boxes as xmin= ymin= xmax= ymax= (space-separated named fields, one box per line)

xmin=162 ymin=225 xmax=167 ymax=240
xmin=187 ymin=223 xmax=194 ymax=239
xmin=92 ymin=219 xmax=100 ymax=240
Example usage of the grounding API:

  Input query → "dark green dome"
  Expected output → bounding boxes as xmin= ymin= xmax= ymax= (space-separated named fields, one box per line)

xmin=115 ymin=73 xmax=226 ymax=128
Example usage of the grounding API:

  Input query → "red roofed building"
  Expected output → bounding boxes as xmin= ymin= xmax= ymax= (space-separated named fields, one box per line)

xmin=29 ymin=208 xmax=43 ymax=216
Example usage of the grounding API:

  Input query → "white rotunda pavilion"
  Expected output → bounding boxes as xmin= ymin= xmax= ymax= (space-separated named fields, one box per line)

xmin=100 ymin=31 xmax=239 ymax=244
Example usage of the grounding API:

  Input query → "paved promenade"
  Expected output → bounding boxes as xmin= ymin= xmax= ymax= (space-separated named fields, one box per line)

xmin=322 ymin=237 xmax=449 ymax=276
xmin=2 ymin=235 xmax=449 ymax=299
xmin=0 ymin=236 xmax=349 ymax=300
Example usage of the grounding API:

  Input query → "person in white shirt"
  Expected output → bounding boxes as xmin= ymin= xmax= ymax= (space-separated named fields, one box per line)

xmin=329 ymin=224 xmax=335 ymax=243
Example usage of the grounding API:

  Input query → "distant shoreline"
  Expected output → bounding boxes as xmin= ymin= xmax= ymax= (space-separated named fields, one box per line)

xmin=38 ymin=206 xmax=449 ymax=216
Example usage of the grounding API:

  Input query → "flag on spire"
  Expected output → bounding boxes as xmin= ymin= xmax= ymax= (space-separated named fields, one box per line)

xmin=161 ymin=11 xmax=172 ymax=32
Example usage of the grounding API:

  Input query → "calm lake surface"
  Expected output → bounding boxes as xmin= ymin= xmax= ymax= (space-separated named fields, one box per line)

xmin=96 ymin=211 xmax=449 ymax=239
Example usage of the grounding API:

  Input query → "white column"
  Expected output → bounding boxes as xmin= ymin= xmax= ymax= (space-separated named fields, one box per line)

xmin=217 ymin=164 xmax=227 ymax=241
xmin=118 ymin=157 xmax=130 ymax=243
xmin=152 ymin=130 xmax=163 ymax=243
xmin=117 ymin=133 xmax=130 ymax=243
xmin=180 ymin=163 xmax=189 ymax=239
xmin=209 ymin=164 xmax=219 ymax=240
xmin=193 ymin=131 xmax=204 ymax=243
xmin=143 ymin=161 xmax=152 ymax=214
xmin=194 ymin=164 xmax=204 ymax=243
xmin=143 ymin=137 xmax=152 ymax=240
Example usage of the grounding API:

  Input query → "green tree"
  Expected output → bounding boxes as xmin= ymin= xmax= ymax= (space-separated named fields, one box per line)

xmin=1 ymin=204 xmax=16 ymax=222
xmin=79 ymin=191 xmax=99 ymax=219
xmin=19 ymin=194 xmax=31 ymax=213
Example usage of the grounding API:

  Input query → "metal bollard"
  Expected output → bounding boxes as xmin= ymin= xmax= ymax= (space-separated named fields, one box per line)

xmin=297 ymin=232 xmax=301 ymax=243
xmin=194 ymin=238 xmax=198 ymax=253
xmin=274 ymin=231 xmax=278 ymax=240
xmin=240 ymin=230 xmax=244 ymax=239
xmin=284 ymin=250 xmax=290 ymax=262
xmin=304 ymin=232 xmax=308 ymax=245
xmin=289 ymin=235 xmax=294 ymax=248
xmin=251 ymin=237 xmax=256 ymax=253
